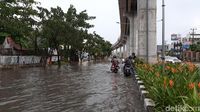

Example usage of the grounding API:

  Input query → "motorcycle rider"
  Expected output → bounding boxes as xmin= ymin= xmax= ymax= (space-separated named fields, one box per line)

xmin=111 ymin=55 xmax=119 ymax=71
xmin=124 ymin=53 xmax=136 ymax=75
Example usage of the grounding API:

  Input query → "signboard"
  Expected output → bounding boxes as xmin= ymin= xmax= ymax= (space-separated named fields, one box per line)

xmin=171 ymin=34 xmax=181 ymax=41
xmin=182 ymin=41 xmax=191 ymax=50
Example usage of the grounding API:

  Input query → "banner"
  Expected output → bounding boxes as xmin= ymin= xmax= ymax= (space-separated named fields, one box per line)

xmin=171 ymin=34 xmax=181 ymax=41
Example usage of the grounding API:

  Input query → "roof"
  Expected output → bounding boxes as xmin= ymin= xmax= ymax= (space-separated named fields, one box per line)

xmin=3 ymin=37 xmax=27 ymax=50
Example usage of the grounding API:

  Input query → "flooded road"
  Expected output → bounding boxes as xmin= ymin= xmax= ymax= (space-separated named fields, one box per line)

xmin=0 ymin=62 xmax=144 ymax=112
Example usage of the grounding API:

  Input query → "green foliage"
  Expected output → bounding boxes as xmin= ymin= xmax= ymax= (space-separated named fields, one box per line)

xmin=190 ymin=43 xmax=200 ymax=52
xmin=0 ymin=1 xmax=112 ymax=63
xmin=134 ymin=57 xmax=145 ymax=64
xmin=0 ymin=0 xmax=39 ymax=47
xmin=136 ymin=63 xmax=200 ymax=111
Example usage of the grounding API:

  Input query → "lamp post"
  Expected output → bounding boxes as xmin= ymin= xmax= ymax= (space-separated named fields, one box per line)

xmin=162 ymin=0 xmax=165 ymax=74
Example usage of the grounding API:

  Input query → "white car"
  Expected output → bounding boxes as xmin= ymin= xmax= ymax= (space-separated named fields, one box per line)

xmin=165 ymin=56 xmax=181 ymax=63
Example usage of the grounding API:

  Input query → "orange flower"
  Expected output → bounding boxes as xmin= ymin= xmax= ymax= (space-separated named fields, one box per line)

xmin=169 ymin=80 xmax=174 ymax=88
xmin=198 ymin=82 xmax=200 ymax=89
xmin=171 ymin=68 xmax=177 ymax=74
xmin=188 ymin=66 xmax=195 ymax=72
xmin=186 ymin=62 xmax=196 ymax=72
xmin=188 ymin=82 xmax=195 ymax=90
xmin=156 ymin=72 xmax=160 ymax=77
xmin=165 ymin=66 xmax=171 ymax=70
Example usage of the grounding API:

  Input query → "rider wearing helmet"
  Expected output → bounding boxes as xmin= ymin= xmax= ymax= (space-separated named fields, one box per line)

xmin=123 ymin=53 xmax=136 ymax=75
xmin=111 ymin=55 xmax=119 ymax=65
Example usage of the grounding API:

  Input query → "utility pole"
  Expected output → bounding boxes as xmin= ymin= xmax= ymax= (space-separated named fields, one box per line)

xmin=162 ymin=0 xmax=165 ymax=74
xmin=190 ymin=28 xmax=197 ymax=44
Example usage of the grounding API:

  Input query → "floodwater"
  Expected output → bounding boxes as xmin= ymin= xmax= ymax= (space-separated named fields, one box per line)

xmin=0 ymin=61 xmax=144 ymax=112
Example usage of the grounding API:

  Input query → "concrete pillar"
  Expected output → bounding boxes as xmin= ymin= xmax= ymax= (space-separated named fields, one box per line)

xmin=114 ymin=49 xmax=117 ymax=55
xmin=124 ymin=44 xmax=127 ymax=58
xmin=116 ymin=48 xmax=119 ymax=57
xmin=119 ymin=46 xmax=122 ymax=58
xmin=123 ymin=44 xmax=126 ymax=58
xmin=134 ymin=16 xmax=139 ymax=56
xmin=111 ymin=50 xmax=114 ymax=57
xmin=126 ymin=37 xmax=130 ymax=56
xmin=129 ymin=17 xmax=134 ymax=55
xmin=128 ymin=15 xmax=138 ymax=56
xmin=137 ymin=0 xmax=157 ymax=63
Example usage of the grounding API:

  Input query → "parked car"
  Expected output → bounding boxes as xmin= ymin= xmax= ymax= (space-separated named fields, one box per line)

xmin=165 ymin=56 xmax=181 ymax=63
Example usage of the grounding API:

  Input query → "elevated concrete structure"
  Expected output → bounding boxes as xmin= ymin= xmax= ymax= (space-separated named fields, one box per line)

xmin=112 ymin=0 xmax=157 ymax=63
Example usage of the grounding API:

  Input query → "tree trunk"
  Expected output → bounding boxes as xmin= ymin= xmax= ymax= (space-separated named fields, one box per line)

xmin=34 ymin=36 xmax=38 ymax=55
xmin=57 ymin=48 xmax=61 ymax=67
xmin=67 ymin=45 xmax=70 ymax=62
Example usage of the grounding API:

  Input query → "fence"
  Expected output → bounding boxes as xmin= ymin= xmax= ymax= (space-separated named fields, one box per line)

xmin=0 ymin=48 xmax=13 ymax=55
xmin=183 ymin=51 xmax=200 ymax=62
xmin=0 ymin=56 xmax=42 ymax=65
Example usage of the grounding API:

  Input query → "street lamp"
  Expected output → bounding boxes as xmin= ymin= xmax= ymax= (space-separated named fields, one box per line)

xmin=161 ymin=0 xmax=166 ymax=74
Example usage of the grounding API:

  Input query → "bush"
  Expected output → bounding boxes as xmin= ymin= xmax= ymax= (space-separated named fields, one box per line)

xmin=136 ymin=62 xmax=200 ymax=111
xmin=134 ymin=57 xmax=145 ymax=64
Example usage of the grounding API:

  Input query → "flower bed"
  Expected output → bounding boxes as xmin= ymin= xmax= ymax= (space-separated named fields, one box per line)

xmin=136 ymin=62 xmax=200 ymax=111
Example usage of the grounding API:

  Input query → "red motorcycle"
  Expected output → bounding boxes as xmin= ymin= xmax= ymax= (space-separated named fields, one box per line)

xmin=110 ymin=62 xmax=119 ymax=73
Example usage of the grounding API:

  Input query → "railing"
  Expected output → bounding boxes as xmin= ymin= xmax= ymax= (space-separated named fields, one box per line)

xmin=183 ymin=51 xmax=200 ymax=62
xmin=0 ymin=48 xmax=13 ymax=55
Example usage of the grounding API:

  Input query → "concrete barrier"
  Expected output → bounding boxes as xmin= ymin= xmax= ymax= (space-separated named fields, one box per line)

xmin=134 ymin=74 xmax=155 ymax=112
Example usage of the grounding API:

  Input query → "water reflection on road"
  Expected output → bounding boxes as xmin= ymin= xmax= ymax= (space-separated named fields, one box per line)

xmin=0 ymin=61 xmax=144 ymax=112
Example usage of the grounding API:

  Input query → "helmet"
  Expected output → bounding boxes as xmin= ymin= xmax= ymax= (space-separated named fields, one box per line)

xmin=128 ymin=56 xmax=133 ymax=59
xmin=132 ymin=52 xmax=135 ymax=56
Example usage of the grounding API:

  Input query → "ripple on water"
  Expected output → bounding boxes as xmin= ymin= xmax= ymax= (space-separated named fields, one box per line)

xmin=0 ymin=63 xmax=144 ymax=112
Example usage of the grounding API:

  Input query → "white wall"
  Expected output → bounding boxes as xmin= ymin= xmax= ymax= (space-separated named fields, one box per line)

xmin=0 ymin=56 xmax=41 ymax=65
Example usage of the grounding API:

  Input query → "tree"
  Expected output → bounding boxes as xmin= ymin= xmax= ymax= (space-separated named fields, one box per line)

xmin=0 ymin=2 xmax=112 ymax=65
xmin=190 ymin=42 xmax=200 ymax=52
xmin=62 ymin=5 xmax=95 ymax=62
xmin=38 ymin=5 xmax=96 ymax=64
xmin=82 ymin=32 xmax=112 ymax=60
xmin=0 ymin=0 xmax=39 ymax=48
xmin=39 ymin=6 xmax=66 ymax=66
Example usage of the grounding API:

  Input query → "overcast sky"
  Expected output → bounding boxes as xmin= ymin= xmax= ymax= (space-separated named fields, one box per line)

xmin=37 ymin=0 xmax=200 ymax=45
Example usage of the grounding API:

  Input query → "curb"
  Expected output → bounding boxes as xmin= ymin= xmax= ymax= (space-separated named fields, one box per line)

xmin=134 ymin=74 xmax=155 ymax=112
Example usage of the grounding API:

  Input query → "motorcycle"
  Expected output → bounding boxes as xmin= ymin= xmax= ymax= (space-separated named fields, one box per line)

xmin=123 ymin=64 xmax=132 ymax=77
xmin=110 ymin=63 xmax=119 ymax=73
